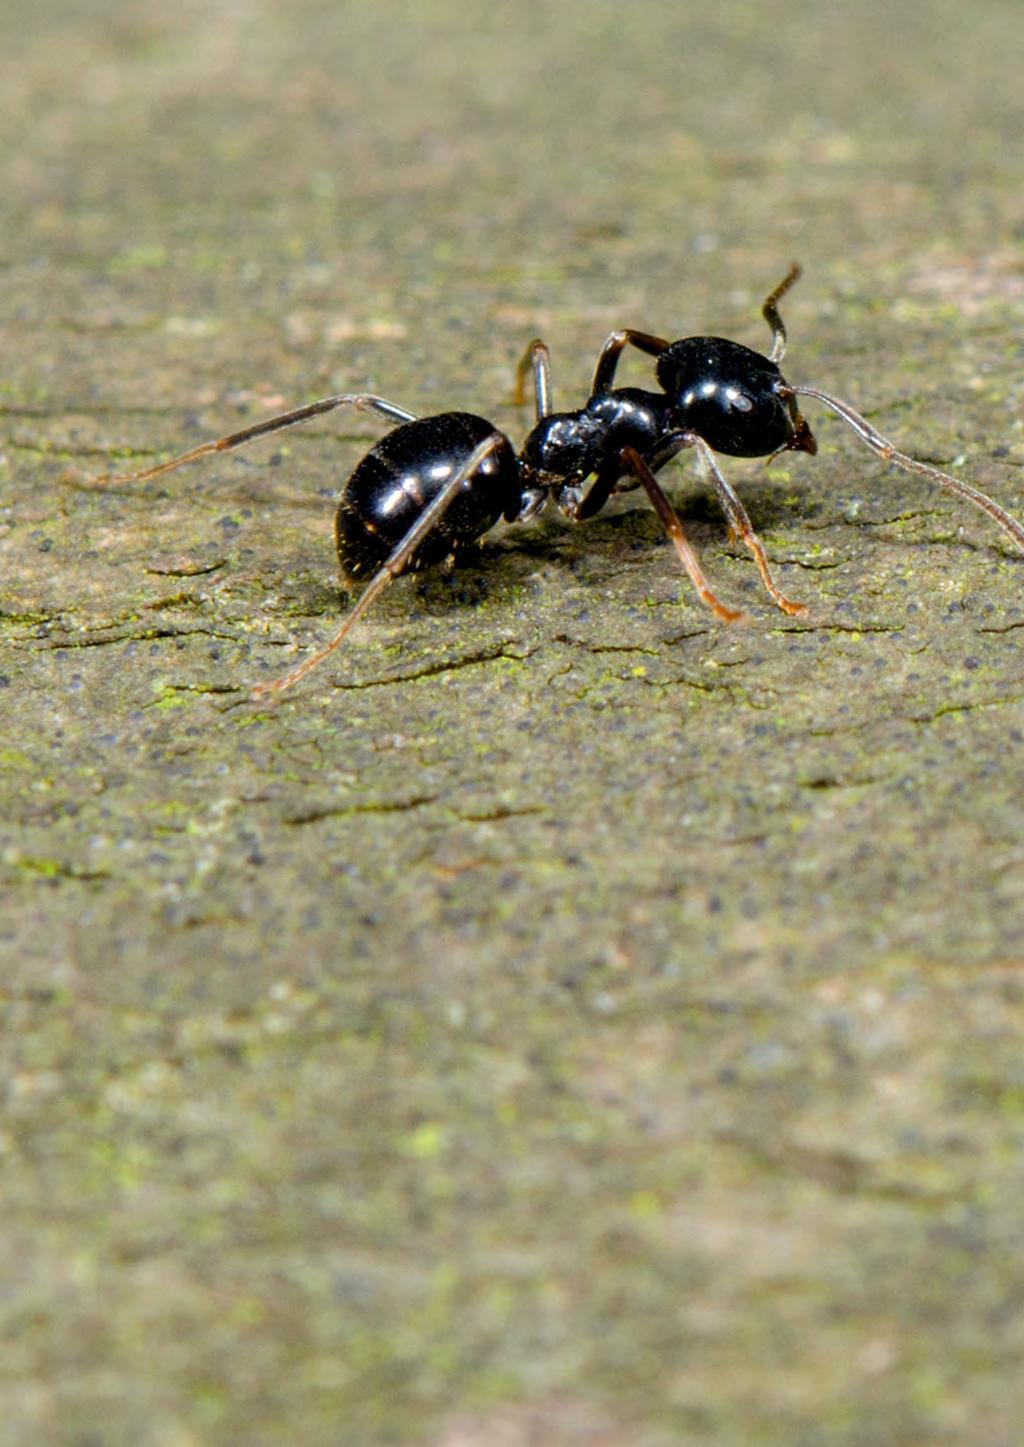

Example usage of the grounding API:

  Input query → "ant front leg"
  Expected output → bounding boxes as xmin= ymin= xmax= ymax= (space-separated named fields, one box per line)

xmin=590 ymin=329 xmax=670 ymax=394
xmin=73 ymin=393 xmax=418 ymax=489
xmin=513 ymin=338 xmax=553 ymax=419
xmin=687 ymin=435 xmax=807 ymax=616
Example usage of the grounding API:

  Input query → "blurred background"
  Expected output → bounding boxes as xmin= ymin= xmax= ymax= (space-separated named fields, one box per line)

xmin=2 ymin=3 xmax=1023 ymax=1445
xmin=5 ymin=0 xmax=1022 ymax=413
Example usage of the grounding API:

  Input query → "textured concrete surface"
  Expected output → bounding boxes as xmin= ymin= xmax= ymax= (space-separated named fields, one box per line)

xmin=2 ymin=1 xmax=1023 ymax=1442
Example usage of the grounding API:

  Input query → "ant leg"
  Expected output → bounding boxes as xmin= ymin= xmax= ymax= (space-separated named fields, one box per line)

xmin=788 ymin=384 xmax=1024 ymax=558
xmin=513 ymin=338 xmax=553 ymax=419
xmin=590 ymin=329 xmax=670 ymax=394
xmin=570 ymin=467 xmax=620 ymax=521
xmin=762 ymin=263 xmax=802 ymax=364
xmin=251 ymin=432 xmax=507 ymax=701
xmin=619 ymin=445 xmax=745 ymax=623
xmin=74 ymin=394 xmax=418 ymax=489
xmin=557 ymin=437 xmax=656 ymax=524
xmin=689 ymin=436 xmax=808 ymax=616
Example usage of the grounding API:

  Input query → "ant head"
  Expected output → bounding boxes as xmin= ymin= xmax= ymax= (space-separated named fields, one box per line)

xmin=658 ymin=337 xmax=816 ymax=459
xmin=520 ymin=409 xmax=604 ymax=484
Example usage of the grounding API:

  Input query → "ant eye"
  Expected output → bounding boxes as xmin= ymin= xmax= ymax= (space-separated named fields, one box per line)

xmin=725 ymin=388 xmax=753 ymax=413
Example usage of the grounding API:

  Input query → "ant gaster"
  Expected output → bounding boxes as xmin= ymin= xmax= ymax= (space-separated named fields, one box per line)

xmin=84 ymin=266 xmax=1024 ymax=699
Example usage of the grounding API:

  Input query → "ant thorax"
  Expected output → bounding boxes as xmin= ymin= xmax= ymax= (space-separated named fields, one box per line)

xmin=521 ymin=388 xmax=671 ymax=485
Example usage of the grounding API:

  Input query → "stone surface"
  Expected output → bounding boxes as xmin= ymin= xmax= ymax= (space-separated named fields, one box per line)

xmin=2 ymin=2 xmax=1023 ymax=1442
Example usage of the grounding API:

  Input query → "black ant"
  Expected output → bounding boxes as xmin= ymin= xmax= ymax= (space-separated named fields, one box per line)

xmin=81 ymin=266 xmax=1024 ymax=699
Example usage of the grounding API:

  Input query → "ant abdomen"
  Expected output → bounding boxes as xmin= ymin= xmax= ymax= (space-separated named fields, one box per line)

xmin=334 ymin=412 xmax=521 ymax=580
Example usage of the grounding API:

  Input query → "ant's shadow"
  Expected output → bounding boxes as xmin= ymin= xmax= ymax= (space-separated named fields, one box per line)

xmin=375 ymin=474 xmax=812 ymax=620
xmin=505 ymin=473 xmax=808 ymax=559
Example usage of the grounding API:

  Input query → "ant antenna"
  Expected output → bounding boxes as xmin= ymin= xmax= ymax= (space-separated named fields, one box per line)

xmin=763 ymin=263 xmax=802 ymax=364
xmin=786 ymin=384 xmax=1024 ymax=557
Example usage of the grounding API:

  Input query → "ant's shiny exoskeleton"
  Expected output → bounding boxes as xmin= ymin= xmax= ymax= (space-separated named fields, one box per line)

xmin=83 ymin=266 xmax=1024 ymax=699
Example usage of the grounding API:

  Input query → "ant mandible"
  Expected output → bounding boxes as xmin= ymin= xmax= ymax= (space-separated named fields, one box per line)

xmin=82 ymin=265 xmax=1024 ymax=700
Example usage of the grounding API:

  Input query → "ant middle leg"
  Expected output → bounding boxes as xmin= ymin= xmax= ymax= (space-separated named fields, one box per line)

xmin=550 ymin=446 xmax=740 ymax=620
xmin=513 ymin=338 xmax=553 ymax=419
xmin=74 ymin=393 xmax=418 ymax=489
xmin=618 ymin=445 xmax=745 ymax=623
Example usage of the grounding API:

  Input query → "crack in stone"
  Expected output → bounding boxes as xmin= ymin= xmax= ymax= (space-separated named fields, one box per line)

xmin=322 ymin=642 xmax=533 ymax=690
xmin=26 ymin=625 xmax=242 ymax=650
xmin=284 ymin=793 xmax=439 ymax=825
xmin=718 ymin=1129 xmax=958 ymax=1204
xmin=552 ymin=633 xmax=661 ymax=656
xmin=454 ymin=805 xmax=544 ymax=823
xmin=145 ymin=559 xmax=228 ymax=578
xmin=781 ymin=556 xmax=844 ymax=572
xmin=908 ymin=692 xmax=1024 ymax=724
xmin=660 ymin=626 xmax=713 ymax=646
xmin=0 ymin=402 xmax=186 ymax=418
xmin=977 ymin=619 xmax=1024 ymax=634
xmin=798 ymin=773 xmax=891 ymax=790
xmin=769 ymin=621 xmax=904 ymax=636
xmin=6 ymin=436 xmax=157 ymax=463
xmin=2 ymin=853 xmax=111 ymax=883
xmin=854 ymin=507 xmax=949 ymax=527
xmin=143 ymin=682 xmax=245 ymax=707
